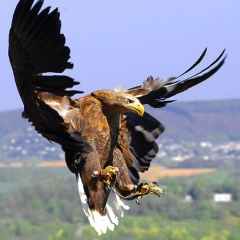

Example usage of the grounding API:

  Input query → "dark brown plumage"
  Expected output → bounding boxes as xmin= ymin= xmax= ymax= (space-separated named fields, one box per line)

xmin=9 ymin=0 xmax=226 ymax=235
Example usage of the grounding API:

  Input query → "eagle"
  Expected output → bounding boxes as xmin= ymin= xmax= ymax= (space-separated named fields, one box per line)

xmin=9 ymin=0 xmax=226 ymax=235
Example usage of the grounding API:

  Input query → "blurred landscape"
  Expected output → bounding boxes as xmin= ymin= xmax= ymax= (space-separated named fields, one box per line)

xmin=0 ymin=99 xmax=240 ymax=239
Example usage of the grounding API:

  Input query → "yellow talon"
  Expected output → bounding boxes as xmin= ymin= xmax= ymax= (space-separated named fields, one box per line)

xmin=98 ymin=166 xmax=120 ymax=186
xmin=148 ymin=182 xmax=166 ymax=196
xmin=136 ymin=182 xmax=165 ymax=201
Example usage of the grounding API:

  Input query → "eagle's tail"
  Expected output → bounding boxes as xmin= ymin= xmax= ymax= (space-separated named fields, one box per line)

xmin=77 ymin=173 xmax=129 ymax=235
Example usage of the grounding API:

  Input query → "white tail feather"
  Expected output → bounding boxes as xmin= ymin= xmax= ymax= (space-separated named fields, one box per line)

xmin=77 ymin=173 xmax=129 ymax=235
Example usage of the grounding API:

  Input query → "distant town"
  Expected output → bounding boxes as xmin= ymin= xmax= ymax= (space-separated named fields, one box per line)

xmin=157 ymin=139 xmax=240 ymax=162
xmin=1 ymin=124 xmax=240 ymax=169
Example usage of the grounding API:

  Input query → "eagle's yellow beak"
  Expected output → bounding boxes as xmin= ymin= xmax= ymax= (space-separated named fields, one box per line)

xmin=128 ymin=101 xmax=145 ymax=116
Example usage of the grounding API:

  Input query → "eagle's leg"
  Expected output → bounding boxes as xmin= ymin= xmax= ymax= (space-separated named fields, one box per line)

xmin=100 ymin=174 xmax=117 ymax=214
xmin=91 ymin=166 xmax=120 ymax=214
xmin=106 ymin=181 xmax=165 ymax=202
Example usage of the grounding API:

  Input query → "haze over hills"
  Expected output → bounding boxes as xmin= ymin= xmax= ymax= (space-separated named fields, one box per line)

xmin=148 ymin=99 xmax=240 ymax=141
xmin=0 ymin=99 xmax=239 ymax=163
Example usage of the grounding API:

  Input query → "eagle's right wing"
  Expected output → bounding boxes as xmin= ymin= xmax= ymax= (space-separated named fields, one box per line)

xmin=118 ymin=48 xmax=226 ymax=108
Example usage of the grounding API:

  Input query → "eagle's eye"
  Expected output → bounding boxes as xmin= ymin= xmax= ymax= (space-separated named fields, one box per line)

xmin=127 ymin=98 xmax=134 ymax=104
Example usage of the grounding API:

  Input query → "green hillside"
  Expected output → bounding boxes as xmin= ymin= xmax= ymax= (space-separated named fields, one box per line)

xmin=0 ymin=99 xmax=239 ymax=163
xmin=148 ymin=99 xmax=240 ymax=141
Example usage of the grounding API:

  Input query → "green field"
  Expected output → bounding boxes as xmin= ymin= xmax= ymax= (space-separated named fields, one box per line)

xmin=0 ymin=166 xmax=70 ymax=193
xmin=0 ymin=166 xmax=240 ymax=239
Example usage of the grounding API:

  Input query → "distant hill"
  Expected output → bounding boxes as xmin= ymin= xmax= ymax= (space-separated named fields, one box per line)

xmin=148 ymin=99 xmax=240 ymax=141
xmin=0 ymin=99 xmax=239 ymax=163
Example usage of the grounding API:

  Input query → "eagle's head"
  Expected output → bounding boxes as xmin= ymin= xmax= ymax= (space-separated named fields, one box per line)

xmin=91 ymin=90 xmax=144 ymax=116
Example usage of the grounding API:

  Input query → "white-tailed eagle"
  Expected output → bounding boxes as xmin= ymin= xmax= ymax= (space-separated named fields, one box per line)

xmin=9 ymin=0 xmax=226 ymax=235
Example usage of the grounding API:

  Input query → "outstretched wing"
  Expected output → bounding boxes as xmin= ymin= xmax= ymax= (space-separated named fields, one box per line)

xmin=119 ymin=49 xmax=226 ymax=180
xmin=117 ymin=112 xmax=164 ymax=185
xmin=125 ymin=48 xmax=226 ymax=107
xmin=9 ymin=0 xmax=92 ymax=163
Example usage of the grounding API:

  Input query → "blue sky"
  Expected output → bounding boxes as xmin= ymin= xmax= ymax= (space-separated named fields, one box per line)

xmin=0 ymin=0 xmax=239 ymax=112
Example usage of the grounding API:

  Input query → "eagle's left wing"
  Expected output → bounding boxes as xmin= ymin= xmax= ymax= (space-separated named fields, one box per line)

xmin=118 ymin=49 xmax=226 ymax=183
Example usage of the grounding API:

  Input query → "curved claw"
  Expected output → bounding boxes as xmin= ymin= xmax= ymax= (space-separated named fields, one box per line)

xmin=148 ymin=182 xmax=166 ymax=196
xmin=135 ymin=199 xmax=141 ymax=205
xmin=92 ymin=166 xmax=119 ymax=186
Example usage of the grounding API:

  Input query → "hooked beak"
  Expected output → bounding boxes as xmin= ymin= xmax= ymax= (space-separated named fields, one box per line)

xmin=127 ymin=101 xmax=144 ymax=116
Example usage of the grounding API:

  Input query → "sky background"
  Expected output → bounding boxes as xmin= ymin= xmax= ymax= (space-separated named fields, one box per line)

xmin=0 ymin=0 xmax=239 ymax=112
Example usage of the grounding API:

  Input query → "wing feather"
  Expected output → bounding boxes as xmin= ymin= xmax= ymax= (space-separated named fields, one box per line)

xmin=122 ymin=49 xmax=226 ymax=175
xmin=9 ymin=0 xmax=91 ymax=165
xmin=119 ymin=112 xmax=164 ymax=175
xmin=123 ymin=49 xmax=226 ymax=107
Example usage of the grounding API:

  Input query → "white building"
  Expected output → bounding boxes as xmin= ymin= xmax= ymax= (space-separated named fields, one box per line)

xmin=213 ymin=193 xmax=232 ymax=202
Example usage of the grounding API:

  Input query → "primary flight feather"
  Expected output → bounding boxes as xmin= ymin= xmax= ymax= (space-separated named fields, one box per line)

xmin=9 ymin=0 xmax=226 ymax=235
